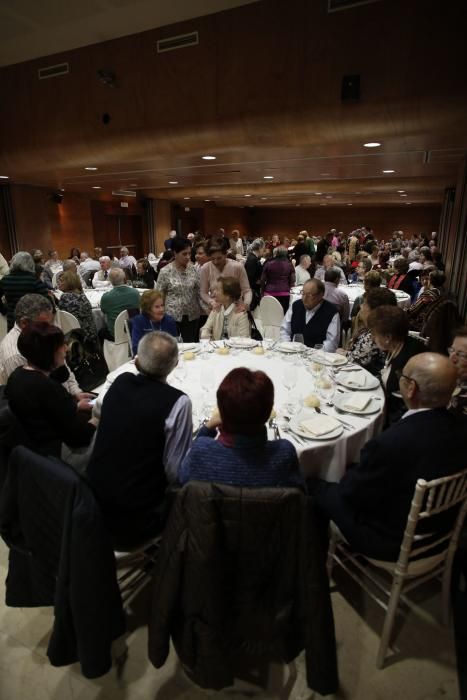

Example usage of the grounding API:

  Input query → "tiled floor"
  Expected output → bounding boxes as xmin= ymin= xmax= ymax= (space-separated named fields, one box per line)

xmin=0 ymin=540 xmax=460 ymax=699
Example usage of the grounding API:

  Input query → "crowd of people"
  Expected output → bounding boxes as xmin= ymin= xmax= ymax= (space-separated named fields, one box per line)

xmin=0 ymin=223 xmax=465 ymax=685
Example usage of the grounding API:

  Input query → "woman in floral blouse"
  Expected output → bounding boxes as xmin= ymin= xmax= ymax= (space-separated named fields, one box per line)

xmin=346 ymin=287 xmax=397 ymax=375
xmin=58 ymin=271 xmax=98 ymax=347
xmin=156 ymin=237 xmax=200 ymax=342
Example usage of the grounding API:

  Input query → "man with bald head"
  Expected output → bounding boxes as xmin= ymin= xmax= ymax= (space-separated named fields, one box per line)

xmin=311 ymin=353 xmax=467 ymax=561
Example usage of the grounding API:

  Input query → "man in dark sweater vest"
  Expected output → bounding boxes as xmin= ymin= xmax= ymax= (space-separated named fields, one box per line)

xmin=280 ymin=278 xmax=340 ymax=351
xmin=87 ymin=331 xmax=192 ymax=547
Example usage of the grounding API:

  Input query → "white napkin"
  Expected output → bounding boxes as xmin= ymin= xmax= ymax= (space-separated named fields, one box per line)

xmin=324 ymin=353 xmax=344 ymax=365
xmin=299 ymin=415 xmax=339 ymax=436
xmin=343 ymin=394 xmax=371 ymax=412
xmin=344 ymin=371 xmax=366 ymax=387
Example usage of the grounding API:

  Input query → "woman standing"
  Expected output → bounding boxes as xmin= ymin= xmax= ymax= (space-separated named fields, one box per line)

xmin=156 ymin=238 xmax=200 ymax=342
xmin=260 ymin=246 xmax=295 ymax=313
xmin=131 ymin=290 xmax=177 ymax=355
xmin=199 ymin=238 xmax=252 ymax=312
xmin=244 ymin=238 xmax=265 ymax=310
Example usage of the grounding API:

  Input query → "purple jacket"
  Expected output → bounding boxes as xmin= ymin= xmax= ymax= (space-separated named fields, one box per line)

xmin=261 ymin=259 xmax=295 ymax=295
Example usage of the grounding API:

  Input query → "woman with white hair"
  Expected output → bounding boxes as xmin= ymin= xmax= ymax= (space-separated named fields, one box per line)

xmin=0 ymin=251 xmax=50 ymax=329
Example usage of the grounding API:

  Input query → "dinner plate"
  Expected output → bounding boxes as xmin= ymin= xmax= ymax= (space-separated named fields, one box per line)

xmin=313 ymin=352 xmax=348 ymax=367
xmin=290 ymin=286 xmax=303 ymax=295
xmin=179 ymin=343 xmax=200 ymax=353
xmin=225 ymin=337 xmax=258 ymax=348
xmin=277 ymin=341 xmax=305 ymax=353
xmin=289 ymin=414 xmax=343 ymax=441
xmin=336 ymin=371 xmax=380 ymax=390
xmin=334 ymin=393 xmax=381 ymax=415
xmin=394 ymin=290 xmax=409 ymax=299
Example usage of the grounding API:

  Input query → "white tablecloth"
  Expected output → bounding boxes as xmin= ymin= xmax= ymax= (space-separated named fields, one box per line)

xmin=94 ymin=345 xmax=385 ymax=483
xmin=290 ymin=284 xmax=411 ymax=317
xmin=84 ymin=288 xmax=145 ymax=331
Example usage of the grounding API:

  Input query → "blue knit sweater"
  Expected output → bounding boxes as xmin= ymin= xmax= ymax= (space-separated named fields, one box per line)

xmin=179 ymin=426 xmax=304 ymax=488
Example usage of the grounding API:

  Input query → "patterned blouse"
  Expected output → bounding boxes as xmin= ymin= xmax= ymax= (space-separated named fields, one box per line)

xmin=449 ymin=381 xmax=467 ymax=418
xmin=58 ymin=292 xmax=98 ymax=343
xmin=406 ymin=288 xmax=440 ymax=332
xmin=156 ymin=262 xmax=200 ymax=322
xmin=347 ymin=327 xmax=386 ymax=376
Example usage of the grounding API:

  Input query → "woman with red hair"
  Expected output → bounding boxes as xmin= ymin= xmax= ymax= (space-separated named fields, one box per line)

xmin=178 ymin=367 xmax=303 ymax=487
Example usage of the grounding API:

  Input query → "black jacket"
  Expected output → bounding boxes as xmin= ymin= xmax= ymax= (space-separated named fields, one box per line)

xmin=148 ymin=481 xmax=338 ymax=695
xmin=0 ymin=446 xmax=125 ymax=678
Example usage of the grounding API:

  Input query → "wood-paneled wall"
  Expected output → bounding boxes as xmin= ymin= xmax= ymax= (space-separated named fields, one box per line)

xmin=49 ymin=192 xmax=94 ymax=257
xmin=439 ymin=159 xmax=467 ymax=320
xmin=11 ymin=185 xmax=52 ymax=254
xmin=154 ymin=200 xmax=172 ymax=254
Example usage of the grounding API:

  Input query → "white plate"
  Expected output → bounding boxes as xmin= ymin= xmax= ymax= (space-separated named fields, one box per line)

xmin=289 ymin=414 xmax=343 ymax=441
xmin=336 ymin=371 xmax=380 ymax=390
xmin=313 ymin=352 xmax=348 ymax=367
xmin=277 ymin=342 xmax=305 ymax=353
xmin=334 ymin=393 xmax=381 ymax=415
xmin=290 ymin=286 xmax=303 ymax=295
xmin=179 ymin=343 xmax=200 ymax=353
xmin=394 ymin=291 xmax=409 ymax=299
xmin=225 ymin=337 xmax=258 ymax=348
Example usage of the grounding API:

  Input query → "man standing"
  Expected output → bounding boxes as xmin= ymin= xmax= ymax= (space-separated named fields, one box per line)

xmin=92 ymin=256 xmax=113 ymax=289
xmin=324 ymin=269 xmax=350 ymax=324
xmin=280 ymin=278 xmax=340 ymax=351
xmin=87 ymin=331 xmax=192 ymax=546
xmin=100 ymin=268 xmax=140 ymax=339
xmin=311 ymin=353 xmax=467 ymax=561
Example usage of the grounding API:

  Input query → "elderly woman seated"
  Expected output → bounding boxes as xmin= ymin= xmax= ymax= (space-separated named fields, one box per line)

xmin=387 ymin=257 xmax=414 ymax=296
xmin=5 ymin=322 xmax=96 ymax=457
xmin=179 ymin=367 xmax=303 ymax=487
xmin=131 ymin=290 xmax=177 ymax=356
xmin=200 ymin=276 xmax=250 ymax=341
xmin=58 ymin=271 xmax=98 ymax=347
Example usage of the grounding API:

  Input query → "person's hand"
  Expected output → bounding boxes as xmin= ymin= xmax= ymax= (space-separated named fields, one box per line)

xmin=234 ymin=302 xmax=247 ymax=313
xmin=77 ymin=398 xmax=93 ymax=411
xmin=205 ymin=410 xmax=222 ymax=430
xmin=336 ymin=348 xmax=347 ymax=356
xmin=210 ymin=301 xmax=221 ymax=311
xmin=76 ymin=392 xmax=96 ymax=402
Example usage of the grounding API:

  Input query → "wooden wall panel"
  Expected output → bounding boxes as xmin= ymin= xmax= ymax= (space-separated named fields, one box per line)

xmin=440 ymin=158 xmax=467 ymax=320
xmin=11 ymin=185 xmax=52 ymax=253
xmin=153 ymin=200 xmax=172 ymax=254
xmin=0 ymin=187 xmax=11 ymax=260
xmin=252 ymin=206 xmax=441 ymax=242
xmin=48 ymin=192 xmax=94 ymax=258
xmin=203 ymin=207 xmax=250 ymax=239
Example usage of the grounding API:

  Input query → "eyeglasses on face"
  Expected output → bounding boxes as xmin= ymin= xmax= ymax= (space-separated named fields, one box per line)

xmin=395 ymin=370 xmax=418 ymax=388
xmin=301 ymin=290 xmax=320 ymax=298
xmin=448 ymin=347 xmax=467 ymax=360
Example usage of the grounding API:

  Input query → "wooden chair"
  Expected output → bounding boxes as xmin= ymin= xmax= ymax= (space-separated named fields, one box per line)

xmin=259 ymin=296 xmax=284 ymax=341
xmin=327 ymin=468 xmax=467 ymax=668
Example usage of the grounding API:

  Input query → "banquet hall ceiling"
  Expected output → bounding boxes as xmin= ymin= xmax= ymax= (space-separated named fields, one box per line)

xmin=0 ymin=0 xmax=465 ymax=209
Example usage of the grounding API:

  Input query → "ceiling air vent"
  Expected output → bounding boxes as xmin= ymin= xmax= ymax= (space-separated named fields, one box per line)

xmin=157 ymin=31 xmax=199 ymax=54
xmin=38 ymin=62 xmax=69 ymax=80
xmin=328 ymin=0 xmax=382 ymax=12
xmin=112 ymin=189 xmax=136 ymax=197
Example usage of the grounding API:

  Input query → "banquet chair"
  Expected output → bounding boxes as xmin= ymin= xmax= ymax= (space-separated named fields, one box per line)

xmin=327 ymin=468 xmax=467 ymax=668
xmin=103 ymin=310 xmax=131 ymax=372
xmin=54 ymin=309 xmax=81 ymax=336
xmin=259 ymin=296 xmax=284 ymax=341
xmin=124 ymin=318 xmax=134 ymax=358
xmin=0 ymin=313 xmax=7 ymax=343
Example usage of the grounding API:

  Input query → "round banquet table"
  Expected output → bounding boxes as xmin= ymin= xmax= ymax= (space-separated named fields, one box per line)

xmin=84 ymin=288 xmax=145 ymax=330
xmin=93 ymin=343 xmax=385 ymax=483
xmin=290 ymin=284 xmax=411 ymax=317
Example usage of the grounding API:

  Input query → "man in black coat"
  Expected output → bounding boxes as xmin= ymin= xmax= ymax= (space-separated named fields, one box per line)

xmin=311 ymin=353 xmax=467 ymax=561
xmin=280 ymin=278 xmax=340 ymax=351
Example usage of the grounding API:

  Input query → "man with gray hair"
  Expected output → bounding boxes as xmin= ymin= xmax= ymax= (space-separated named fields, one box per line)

xmin=311 ymin=353 xmax=467 ymax=561
xmin=0 ymin=251 xmax=50 ymax=328
xmin=100 ymin=267 xmax=140 ymax=339
xmin=92 ymin=255 xmax=113 ymax=289
xmin=0 ymin=293 xmax=93 ymax=406
xmin=87 ymin=331 xmax=192 ymax=545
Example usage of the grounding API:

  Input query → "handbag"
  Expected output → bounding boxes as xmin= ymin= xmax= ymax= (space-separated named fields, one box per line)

xmin=247 ymin=311 xmax=263 ymax=341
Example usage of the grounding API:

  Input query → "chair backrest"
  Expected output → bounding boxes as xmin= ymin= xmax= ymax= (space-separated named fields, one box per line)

xmin=396 ymin=469 xmax=467 ymax=573
xmin=82 ymin=269 xmax=95 ymax=288
xmin=124 ymin=318 xmax=134 ymax=357
xmin=113 ymin=310 xmax=129 ymax=344
xmin=0 ymin=313 xmax=7 ymax=344
xmin=54 ymin=309 xmax=81 ymax=335
xmin=259 ymin=296 xmax=284 ymax=327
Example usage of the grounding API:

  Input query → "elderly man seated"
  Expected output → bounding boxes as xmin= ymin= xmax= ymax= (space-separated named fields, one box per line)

xmin=311 ymin=353 xmax=467 ymax=561
xmin=0 ymin=293 xmax=92 ymax=407
xmin=87 ymin=331 xmax=192 ymax=547
xmin=92 ymin=256 xmax=113 ymax=289
xmin=314 ymin=254 xmax=348 ymax=286
xmin=280 ymin=278 xmax=340 ymax=351
xmin=100 ymin=267 xmax=140 ymax=340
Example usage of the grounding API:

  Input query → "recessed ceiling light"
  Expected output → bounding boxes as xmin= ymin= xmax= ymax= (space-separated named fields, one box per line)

xmin=363 ymin=142 xmax=381 ymax=148
xmin=406 ymin=202 xmax=412 ymax=205
xmin=325 ymin=195 xmax=333 ymax=199
xmin=397 ymin=190 xmax=405 ymax=193
xmin=202 ymin=155 xmax=216 ymax=160
xmin=263 ymin=176 xmax=274 ymax=180
xmin=347 ymin=203 xmax=353 ymax=206
xmin=85 ymin=166 xmax=98 ymax=170
xmin=400 ymin=193 xmax=408 ymax=197
xmin=129 ymin=183 xmax=138 ymax=187
xmin=314 ymin=192 xmax=322 ymax=195
xmin=60 ymin=188 xmax=65 ymax=191
xmin=354 ymin=191 xmax=361 ymax=195
xmin=204 ymin=199 xmax=211 ymax=202
xmin=168 ymin=181 xmax=178 ymax=185
xmin=244 ymin=194 xmax=252 ymax=197
xmin=320 ymin=203 xmax=327 ymax=206
xmin=321 ymin=173 xmax=331 ymax=176
xmin=0 ymin=175 xmax=9 ymax=179
xmin=383 ymin=169 xmax=395 ymax=174
xmin=92 ymin=186 xmax=101 ymax=189
xmin=260 ymin=197 xmax=268 ymax=200
xmin=183 ymin=197 xmax=190 ymax=200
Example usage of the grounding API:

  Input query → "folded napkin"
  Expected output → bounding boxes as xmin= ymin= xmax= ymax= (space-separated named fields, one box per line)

xmin=342 ymin=394 xmax=371 ymax=412
xmin=299 ymin=415 xmax=339 ymax=437
xmin=344 ymin=371 xmax=366 ymax=387
xmin=324 ymin=353 xmax=344 ymax=365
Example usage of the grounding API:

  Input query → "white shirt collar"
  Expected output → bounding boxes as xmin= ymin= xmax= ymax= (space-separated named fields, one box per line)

xmin=402 ymin=407 xmax=432 ymax=419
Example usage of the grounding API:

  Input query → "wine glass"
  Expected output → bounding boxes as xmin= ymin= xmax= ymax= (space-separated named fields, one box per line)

xmin=282 ymin=365 xmax=298 ymax=392
xmin=292 ymin=333 xmax=304 ymax=346
xmin=316 ymin=372 xmax=336 ymax=406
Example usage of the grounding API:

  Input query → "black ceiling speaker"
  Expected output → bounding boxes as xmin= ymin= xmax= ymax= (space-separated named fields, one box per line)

xmin=341 ymin=75 xmax=360 ymax=102
xmin=52 ymin=192 xmax=63 ymax=204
